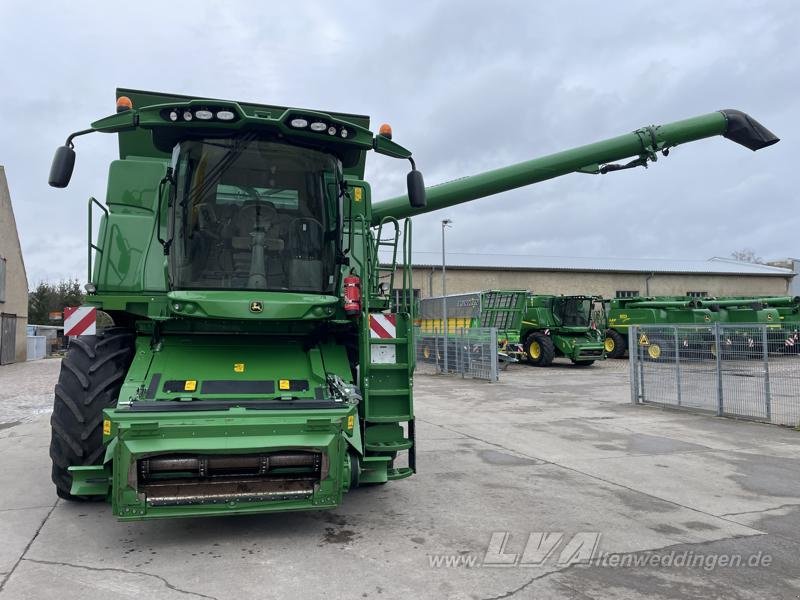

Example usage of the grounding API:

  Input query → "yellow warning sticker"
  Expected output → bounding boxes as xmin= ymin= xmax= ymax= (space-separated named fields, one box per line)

xmin=279 ymin=379 xmax=290 ymax=391
xmin=354 ymin=187 xmax=363 ymax=202
xmin=234 ymin=363 xmax=245 ymax=373
xmin=347 ymin=415 xmax=355 ymax=430
xmin=638 ymin=333 xmax=649 ymax=346
xmin=184 ymin=380 xmax=197 ymax=392
xmin=103 ymin=419 xmax=111 ymax=435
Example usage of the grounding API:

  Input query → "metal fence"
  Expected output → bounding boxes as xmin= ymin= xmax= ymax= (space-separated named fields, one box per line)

xmin=414 ymin=326 xmax=499 ymax=382
xmin=630 ymin=324 xmax=800 ymax=426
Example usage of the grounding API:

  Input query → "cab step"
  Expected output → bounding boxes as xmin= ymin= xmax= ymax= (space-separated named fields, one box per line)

xmin=365 ymin=439 xmax=413 ymax=452
xmin=387 ymin=467 xmax=414 ymax=480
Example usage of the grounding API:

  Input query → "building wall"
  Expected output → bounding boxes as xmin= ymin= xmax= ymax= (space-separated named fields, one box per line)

xmin=411 ymin=267 xmax=790 ymax=300
xmin=0 ymin=166 xmax=29 ymax=364
xmin=768 ymin=259 xmax=800 ymax=296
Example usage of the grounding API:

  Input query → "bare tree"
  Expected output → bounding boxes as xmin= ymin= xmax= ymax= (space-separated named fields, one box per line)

xmin=730 ymin=248 xmax=764 ymax=264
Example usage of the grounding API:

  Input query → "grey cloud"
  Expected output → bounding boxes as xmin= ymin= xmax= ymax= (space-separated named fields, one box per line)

xmin=0 ymin=0 xmax=795 ymax=286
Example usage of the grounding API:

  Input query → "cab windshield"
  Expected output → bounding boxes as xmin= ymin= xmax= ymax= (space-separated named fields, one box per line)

xmin=555 ymin=297 xmax=592 ymax=327
xmin=170 ymin=136 xmax=339 ymax=293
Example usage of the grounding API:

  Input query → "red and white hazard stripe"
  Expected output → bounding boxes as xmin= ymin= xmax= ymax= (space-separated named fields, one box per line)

xmin=64 ymin=306 xmax=97 ymax=336
xmin=369 ymin=313 xmax=397 ymax=339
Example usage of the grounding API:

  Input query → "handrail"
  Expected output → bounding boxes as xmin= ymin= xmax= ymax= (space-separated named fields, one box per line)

xmin=87 ymin=197 xmax=108 ymax=283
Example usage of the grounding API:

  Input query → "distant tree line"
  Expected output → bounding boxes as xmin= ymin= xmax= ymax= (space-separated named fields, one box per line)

xmin=28 ymin=279 xmax=84 ymax=325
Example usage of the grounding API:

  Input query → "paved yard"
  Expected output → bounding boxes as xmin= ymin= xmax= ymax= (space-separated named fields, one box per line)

xmin=0 ymin=359 xmax=799 ymax=599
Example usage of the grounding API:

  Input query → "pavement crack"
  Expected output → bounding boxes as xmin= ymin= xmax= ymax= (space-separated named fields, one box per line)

xmin=480 ymin=564 xmax=580 ymax=600
xmin=0 ymin=504 xmax=59 ymax=513
xmin=0 ymin=500 xmax=57 ymax=592
xmin=720 ymin=502 xmax=800 ymax=518
xmin=21 ymin=558 xmax=218 ymax=600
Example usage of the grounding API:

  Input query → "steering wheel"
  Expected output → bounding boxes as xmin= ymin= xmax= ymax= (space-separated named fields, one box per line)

xmin=238 ymin=201 xmax=278 ymax=233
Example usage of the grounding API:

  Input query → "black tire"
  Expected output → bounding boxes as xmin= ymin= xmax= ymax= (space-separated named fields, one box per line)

xmin=604 ymin=330 xmax=627 ymax=359
xmin=49 ymin=327 xmax=135 ymax=500
xmin=570 ymin=359 xmax=595 ymax=366
xmin=525 ymin=332 xmax=555 ymax=367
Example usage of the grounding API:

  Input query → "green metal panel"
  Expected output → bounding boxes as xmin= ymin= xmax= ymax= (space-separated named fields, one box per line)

xmin=116 ymin=88 xmax=371 ymax=178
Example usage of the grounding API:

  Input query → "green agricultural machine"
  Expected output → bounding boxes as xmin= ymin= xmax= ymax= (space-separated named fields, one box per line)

xmin=47 ymin=88 xmax=778 ymax=520
xmin=603 ymin=296 xmax=717 ymax=358
xmin=521 ymin=295 xmax=605 ymax=366
xmin=603 ymin=295 xmax=798 ymax=359
xmin=760 ymin=296 xmax=800 ymax=353
xmin=416 ymin=290 xmax=529 ymax=369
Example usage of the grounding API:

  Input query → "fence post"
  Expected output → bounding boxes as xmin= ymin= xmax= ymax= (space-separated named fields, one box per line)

xmin=714 ymin=322 xmax=723 ymax=416
xmin=460 ymin=328 xmax=468 ymax=379
xmin=490 ymin=327 xmax=498 ymax=383
xmin=762 ymin=325 xmax=771 ymax=421
xmin=674 ymin=326 xmax=682 ymax=407
xmin=629 ymin=326 xmax=640 ymax=404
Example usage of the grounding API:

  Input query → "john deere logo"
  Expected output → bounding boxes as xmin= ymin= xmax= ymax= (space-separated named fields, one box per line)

xmin=250 ymin=301 xmax=263 ymax=313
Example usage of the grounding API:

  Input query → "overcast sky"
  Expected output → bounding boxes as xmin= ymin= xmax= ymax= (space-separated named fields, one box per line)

xmin=1 ymin=1 xmax=796 ymax=286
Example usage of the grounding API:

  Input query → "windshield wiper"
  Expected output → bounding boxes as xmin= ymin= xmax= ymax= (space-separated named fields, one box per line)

xmin=186 ymin=132 xmax=258 ymax=206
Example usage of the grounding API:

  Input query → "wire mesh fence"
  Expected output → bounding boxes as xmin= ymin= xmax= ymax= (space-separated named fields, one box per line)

xmin=414 ymin=326 xmax=499 ymax=382
xmin=630 ymin=323 xmax=800 ymax=426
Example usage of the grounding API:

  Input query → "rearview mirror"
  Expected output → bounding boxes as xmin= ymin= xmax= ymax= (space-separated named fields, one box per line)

xmin=48 ymin=146 xmax=76 ymax=188
xmin=407 ymin=169 xmax=426 ymax=209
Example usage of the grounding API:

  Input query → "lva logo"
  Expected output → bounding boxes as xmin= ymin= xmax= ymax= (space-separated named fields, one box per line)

xmin=482 ymin=531 xmax=600 ymax=567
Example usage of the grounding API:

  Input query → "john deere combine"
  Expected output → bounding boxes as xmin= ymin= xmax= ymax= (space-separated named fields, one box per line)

xmin=48 ymin=89 xmax=778 ymax=519
xmin=521 ymin=295 xmax=605 ymax=366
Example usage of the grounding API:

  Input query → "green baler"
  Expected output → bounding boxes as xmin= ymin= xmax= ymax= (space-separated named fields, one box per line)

xmin=48 ymin=89 xmax=778 ymax=520
xmin=521 ymin=295 xmax=605 ymax=366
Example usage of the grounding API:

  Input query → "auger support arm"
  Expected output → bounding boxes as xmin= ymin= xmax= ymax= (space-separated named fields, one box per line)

xmin=370 ymin=109 xmax=779 ymax=224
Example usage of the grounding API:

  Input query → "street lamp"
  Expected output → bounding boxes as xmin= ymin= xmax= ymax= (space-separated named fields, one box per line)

xmin=441 ymin=219 xmax=452 ymax=372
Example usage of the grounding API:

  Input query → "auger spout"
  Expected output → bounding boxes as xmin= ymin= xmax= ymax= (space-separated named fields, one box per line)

xmin=371 ymin=109 xmax=779 ymax=225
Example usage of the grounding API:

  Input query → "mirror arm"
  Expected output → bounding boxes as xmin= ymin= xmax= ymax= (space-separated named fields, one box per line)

xmin=64 ymin=128 xmax=96 ymax=148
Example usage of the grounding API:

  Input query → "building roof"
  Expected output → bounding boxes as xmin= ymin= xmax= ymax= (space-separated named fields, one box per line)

xmin=399 ymin=252 xmax=794 ymax=277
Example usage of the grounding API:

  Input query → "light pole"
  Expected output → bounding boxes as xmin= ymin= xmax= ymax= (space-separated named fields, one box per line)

xmin=441 ymin=219 xmax=452 ymax=373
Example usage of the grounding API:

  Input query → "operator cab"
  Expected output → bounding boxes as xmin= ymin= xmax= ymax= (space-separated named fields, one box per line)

xmin=170 ymin=136 xmax=340 ymax=294
xmin=553 ymin=296 xmax=593 ymax=327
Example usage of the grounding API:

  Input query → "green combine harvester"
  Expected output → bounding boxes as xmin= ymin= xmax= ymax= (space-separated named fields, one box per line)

xmin=603 ymin=295 xmax=798 ymax=359
xmin=417 ymin=291 xmax=604 ymax=367
xmin=521 ymin=295 xmax=605 ymax=366
xmin=47 ymin=89 xmax=778 ymax=520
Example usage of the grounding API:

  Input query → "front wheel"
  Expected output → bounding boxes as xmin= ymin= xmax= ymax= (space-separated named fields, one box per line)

xmin=604 ymin=330 xmax=627 ymax=359
xmin=525 ymin=332 xmax=555 ymax=367
xmin=49 ymin=327 xmax=135 ymax=500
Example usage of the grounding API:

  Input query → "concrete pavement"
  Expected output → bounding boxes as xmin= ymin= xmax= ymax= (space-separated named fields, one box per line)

xmin=0 ymin=359 xmax=798 ymax=599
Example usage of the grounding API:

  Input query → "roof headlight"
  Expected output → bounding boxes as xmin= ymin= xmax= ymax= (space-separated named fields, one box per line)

xmin=340 ymin=128 xmax=348 ymax=138
xmin=327 ymin=126 xmax=336 ymax=135
xmin=182 ymin=111 xmax=193 ymax=121
xmin=168 ymin=110 xmax=179 ymax=122
xmin=310 ymin=122 xmax=327 ymax=132
xmin=290 ymin=118 xmax=309 ymax=128
xmin=195 ymin=109 xmax=213 ymax=120
xmin=216 ymin=110 xmax=235 ymax=121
